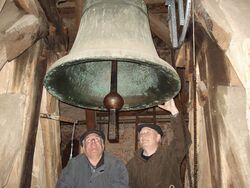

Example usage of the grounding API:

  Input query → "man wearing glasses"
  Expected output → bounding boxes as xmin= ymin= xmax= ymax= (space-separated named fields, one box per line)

xmin=56 ymin=129 xmax=128 ymax=188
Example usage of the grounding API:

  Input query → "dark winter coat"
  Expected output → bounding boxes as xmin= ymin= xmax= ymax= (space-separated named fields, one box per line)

xmin=126 ymin=114 xmax=191 ymax=188
xmin=56 ymin=152 xmax=129 ymax=188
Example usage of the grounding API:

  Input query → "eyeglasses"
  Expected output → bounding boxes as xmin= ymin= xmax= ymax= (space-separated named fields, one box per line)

xmin=84 ymin=136 xmax=102 ymax=144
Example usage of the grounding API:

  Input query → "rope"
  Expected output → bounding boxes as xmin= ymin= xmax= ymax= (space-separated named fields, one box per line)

xmin=178 ymin=95 xmax=193 ymax=188
xmin=69 ymin=120 xmax=78 ymax=160
xmin=191 ymin=0 xmax=198 ymax=187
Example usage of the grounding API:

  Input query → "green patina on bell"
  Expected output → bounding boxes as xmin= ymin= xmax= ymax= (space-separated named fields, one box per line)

xmin=44 ymin=0 xmax=181 ymax=111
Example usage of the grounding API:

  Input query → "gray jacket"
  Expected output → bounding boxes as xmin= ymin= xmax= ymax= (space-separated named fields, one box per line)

xmin=56 ymin=152 xmax=129 ymax=188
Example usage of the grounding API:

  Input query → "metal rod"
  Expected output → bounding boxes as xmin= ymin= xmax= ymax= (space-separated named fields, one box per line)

xmin=178 ymin=0 xmax=185 ymax=25
xmin=110 ymin=60 xmax=118 ymax=92
xmin=168 ymin=0 xmax=178 ymax=48
xmin=178 ymin=0 xmax=192 ymax=46
xmin=108 ymin=60 xmax=119 ymax=142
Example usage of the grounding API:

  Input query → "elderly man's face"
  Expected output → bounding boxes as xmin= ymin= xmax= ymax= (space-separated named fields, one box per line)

xmin=139 ymin=127 xmax=161 ymax=149
xmin=83 ymin=133 xmax=104 ymax=159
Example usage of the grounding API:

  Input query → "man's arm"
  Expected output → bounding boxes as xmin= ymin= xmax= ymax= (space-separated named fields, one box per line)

xmin=112 ymin=159 xmax=129 ymax=188
xmin=158 ymin=99 xmax=191 ymax=162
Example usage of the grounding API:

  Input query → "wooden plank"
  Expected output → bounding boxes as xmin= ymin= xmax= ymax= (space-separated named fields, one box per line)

xmin=16 ymin=0 xmax=47 ymax=18
xmin=144 ymin=0 xmax=165 ymax=4
xmin=0 ymin=36 xmax=7 ymax=71
xmin=37 ymin=0 xmax=69 ymax=52
xmin=148 ymin=13 xmax=172 ymax=47
xmin=176 ymin=42 xmax=191 ymax=67
xmin=97 ymin=108 xmax=170 ymax=117
xmin=40 ymin=113 xmax=76 ymax=123
xmin=197 ymin=81 xmax=208 ymax=106
xmin=4 ymin=14 xmax=46 ymax=61
xmin=147 ymin=4 xmax=167 ymax=14
xmin=15 ymin=41 xmax=47 ymax=188
xmin=75 ymin=0 xmax=83 ymax=28
xmin=0 ymin=0 xmax=6 ymax=12
xmin=85 ymin=110 xmax=96 ymax=129
xmin=0 ymin=0 xmax=24 ymax=32
xmin=0 ymin=0 xmax=47 ymax=69
xmin=0 ymin=94 xmax=25 ymax=188
xmin=37 ymin=0 xmax=64 ymax=33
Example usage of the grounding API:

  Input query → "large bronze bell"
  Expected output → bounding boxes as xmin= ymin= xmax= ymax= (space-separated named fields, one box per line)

xmin=44 ymin=0 xmax=181 ymax=111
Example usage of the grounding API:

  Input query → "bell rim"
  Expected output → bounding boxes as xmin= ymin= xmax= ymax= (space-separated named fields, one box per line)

xmin=44 ymin=52 xmax=181 ymax=111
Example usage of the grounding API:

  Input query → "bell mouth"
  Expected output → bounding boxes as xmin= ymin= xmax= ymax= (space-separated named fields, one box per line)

xmin=44 ymin=55 xmax=181 ymax=111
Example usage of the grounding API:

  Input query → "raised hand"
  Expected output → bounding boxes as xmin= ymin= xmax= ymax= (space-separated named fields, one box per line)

xmin=158 ymin=99 xmax=179 ymax=116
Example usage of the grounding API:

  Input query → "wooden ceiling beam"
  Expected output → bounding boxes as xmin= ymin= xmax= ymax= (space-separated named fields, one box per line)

xmin=147 ymin=4 xmax=167 ymax=14
xmin=148 ymin=12 xmax=171 ymax=47
xmin=144 ymin=0 xmax=165 ymax=5
xmin=85 ymin=110 xmax=96 ymax=129
xmin=15 ymin=0 xmax=47 ymax=18
xmin=0 ymin=0 xmax=47 ymax=70
xmin=37 ymin=0 xmax=64 ymax=33
xmin=97 ymin=109 xmax=170 ymax=117
xmin=4 ymin=15 xmax=46 ymax=60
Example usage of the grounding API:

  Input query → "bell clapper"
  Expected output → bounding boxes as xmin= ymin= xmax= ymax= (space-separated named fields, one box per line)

xmin=103 ymin=60 xmax=124 ymax=142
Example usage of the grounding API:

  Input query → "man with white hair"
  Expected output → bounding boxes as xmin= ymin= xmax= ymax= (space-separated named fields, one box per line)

xmin=127 ymin=99 xmax=191 ymax=188
xmin=56 ymin=129 xmax=129 ymax=188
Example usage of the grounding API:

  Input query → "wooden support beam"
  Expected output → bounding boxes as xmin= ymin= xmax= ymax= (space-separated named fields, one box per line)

xmin=147 ymin=4 xmax=167 ymax=14
xmin=144 ymin=0 xmax=165 ymax=4
xmin=51 ymin=107 xmax=171 ymax=125
xmin=197 ymin=81 xmax=208 ymax=106
xmin=19 ymin=41 xmax=47 ymax=188
xmin=38 ymin=0 xmax=64 ymax=34
xmin=85 ymin=110 xmax=96 ymax=129
xmin=97 ymin=108 xmax=170 ymax=117
xmin=0 ymin=37 xmax=7 ymax=70
xmin=4 ymin=14 xmax=46 ymax=60
xmin=0 ymin=1 xmax=47 ymax=70
xmin=40 ymin=113 xmax=77 ymax=123
xmin=0 ymin=0 xmax=6 ymax=12
xmin=75 ymin=0 xmax=83 ymax=28
xmin=15 ymin=0 xmax=47 ymax=18
xmin=148 ymin=13 xmax=172 ymax=47
xmin=184 ymin=42 xmax=193 ymax=82
xmin=176 ymin=42 xmax=192 ymax=68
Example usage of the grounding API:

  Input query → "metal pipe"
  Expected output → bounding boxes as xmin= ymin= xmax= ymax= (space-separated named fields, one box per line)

xmin=178 ymin=0 xmax=192 ymax=46
xmin=178 ymin=0 xmax=185 ymax=25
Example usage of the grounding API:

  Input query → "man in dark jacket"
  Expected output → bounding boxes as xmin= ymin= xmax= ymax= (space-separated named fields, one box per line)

xmin=56 ymin=129 xmax=129 ymax=188
xmin=127 ymin=99 xmax=191 ymax=188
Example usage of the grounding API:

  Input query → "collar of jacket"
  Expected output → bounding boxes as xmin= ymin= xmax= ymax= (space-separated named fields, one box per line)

xmin=134 ymin=146 xmax=164 ymax=161
xmin=83 ymin=152 xmax=105 ymax=171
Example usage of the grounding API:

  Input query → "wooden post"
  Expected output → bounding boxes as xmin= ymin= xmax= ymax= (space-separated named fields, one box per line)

xmin=85 ymin=110 xmax=96 ymax=129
